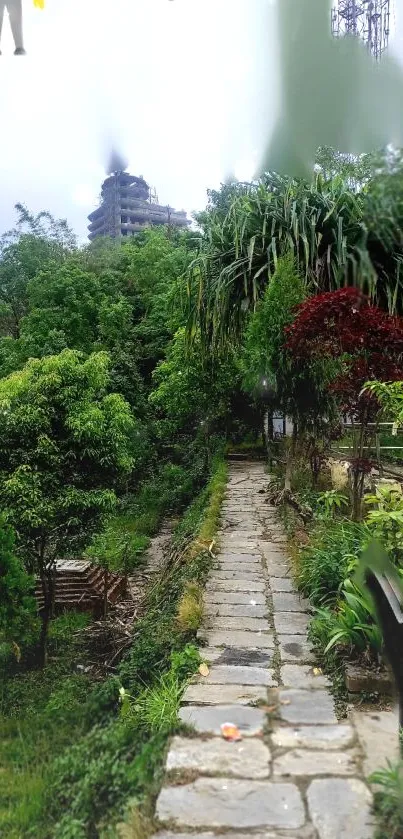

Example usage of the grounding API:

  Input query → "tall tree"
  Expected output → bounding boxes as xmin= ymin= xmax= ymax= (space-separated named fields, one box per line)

xmin=0 ymin=349 xmax=134 ymax=663
xmin=0 ymin=204 xmax=76 ymax=339
xmin=286 ymin=287 xmax=403 ymax=518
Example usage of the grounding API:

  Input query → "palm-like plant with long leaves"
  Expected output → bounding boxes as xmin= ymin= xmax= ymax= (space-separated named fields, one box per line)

xmin=188 ymin=168 xmax=403 ymax=352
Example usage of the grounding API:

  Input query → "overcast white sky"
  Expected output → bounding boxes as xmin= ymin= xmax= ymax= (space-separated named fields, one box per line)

xmin=0 ymin=0 xmax=402 ymax=241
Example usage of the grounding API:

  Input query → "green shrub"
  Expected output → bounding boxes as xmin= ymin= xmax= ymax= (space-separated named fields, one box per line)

xmin=170 ymin=643 xmax=200 ymax=681
xmin=48 ymin=720 xmax=150 ymax=837
xmin=316 ymin=490 xmax=349 ymax=519
xmin=0 ymin=516 xmax=38 ymax=661
xmin=120 ymin=670 xmax=184 ymax=736
xmin=49 ymin=612 xmax=91 ymax=646
xmin=371 ymin=757 xmax=403 ymax=839
xmin=85 ymin=524 xmax=149 ymax=576
xmin=365 ymin=485 xmax=403 ymax=563
xmin=310 ymin=579 xmax=382 ymax=659
xmin=298 ymin=520 xmax=368 ymax=606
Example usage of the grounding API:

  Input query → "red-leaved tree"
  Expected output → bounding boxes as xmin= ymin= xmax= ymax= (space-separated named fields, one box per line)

xmin=286 ymin=288 xmax=403 ymax=518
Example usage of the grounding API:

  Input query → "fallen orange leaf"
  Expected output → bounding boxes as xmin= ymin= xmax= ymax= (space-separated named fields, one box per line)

xmin=221 ymin=723 xmax=242 ymax=741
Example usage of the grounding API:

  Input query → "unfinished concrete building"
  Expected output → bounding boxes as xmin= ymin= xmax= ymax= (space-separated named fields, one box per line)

xmin=88 ymin=170 xmax=190 ymax=241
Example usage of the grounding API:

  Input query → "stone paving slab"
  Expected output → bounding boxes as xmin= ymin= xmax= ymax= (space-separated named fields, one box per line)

xmin=198 ymin=664 xmax=275 ymax=686
xmin=280 ymin=664 xmax=330 ymax=690
xmin=204 ymin=591 xmax=266 ymax=605
xmin=205 ymin=603 xmax=268 ymax=618
xmin=265 ymin=559 xmax=291 ymax=577
xmin=156 ymin=778 xmax=306 ymax=830
xmin=278 ymin=635 xmax=315 ymax=663
xmin=199 ymin=630 xmax=275 ymax=649
xmin=307 ymin=777 xmax=374 ymax=838
xmin=273 ymin=748 xmax=358 ymax=777
xmin=179 ymin=704 xmax=266 ymax=736
xmin=203 ymin=616 xmax=270 ymax=632
xmin=201 ymin=647 xmax=274 ymax=667
xmin=277 ymin=689 xmax=337 ymax=725
xmin=210 ymin=570 xmax=264 ymax=582
xmin=166 ymin=736 xmax=271 ymax=779
xmin=350 ymin=708 xmax=399 ymax=778
xmin=274 ymin=612 xmax=310 ymax=635
xmin=216 ymin=562 xmax=264 ymax=574
xmin=271 ymin=723 xmax=356 ymax=751
xmin=155 ymin=832 xmax=317 ymax=839
xmin=272 ymin=592 xmax=310 ymax=612
xmin=182 ymin=683 xmax=268 ymax=705
xmin=220 ymin=539 xmax=261 ymax=547
xmin=206 ymin=580 xmax=266 ymax=593
xmin=219 ymin=553 xmax=262 ymax=562
xmin=270 ymin=577 xmax=296 ymax=592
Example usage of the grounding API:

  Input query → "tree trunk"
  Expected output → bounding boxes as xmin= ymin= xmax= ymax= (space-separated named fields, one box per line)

xmin=284 ymin=422 xmax=297 ymax=493
xmin=349 ymin=415 xmax=368 ymax=522
xmin=264 ymin=409 xmax=274 ymax=468
xmin=103 ymin=568 xmax=109 ymax=618
xmin=38 ymin=569 xmax=54 ymax=667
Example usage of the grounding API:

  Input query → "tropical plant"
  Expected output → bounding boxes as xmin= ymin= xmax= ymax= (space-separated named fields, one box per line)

xmin=365 ymin=485 xmax=403 ymax=563
xmin=188 ymin=164 xmax=403 ymax=357
xmin=371 ymin=757 xmax=403 ymax=839
xmin=298 ymin=519 xmax=368 ymax=606
xmin=0 ymin=349 xmax=134 ymax=663
xmin=363 ymin=380 xmax=403 ymax=430
xmin=188 ymin=174 xmax=367 ymax=351
xmin=311 ymin=578 xmax=382 ymax=659
xmin=316 ymin=489 xmax=349 ymax=519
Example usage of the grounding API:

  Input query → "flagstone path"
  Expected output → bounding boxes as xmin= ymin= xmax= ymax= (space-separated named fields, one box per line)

xmin=154 ymin=461 xmax=376 ymax=838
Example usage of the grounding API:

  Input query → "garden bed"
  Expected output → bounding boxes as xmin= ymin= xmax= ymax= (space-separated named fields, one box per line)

xmin=345 ymin=662 xmax=393 ymax=696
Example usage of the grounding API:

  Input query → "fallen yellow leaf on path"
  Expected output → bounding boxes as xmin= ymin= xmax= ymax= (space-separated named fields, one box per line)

xmin=199 ymin=663 xmax=209 ymax=677
xmin=313 ymin=667 xmax=323 ymax=676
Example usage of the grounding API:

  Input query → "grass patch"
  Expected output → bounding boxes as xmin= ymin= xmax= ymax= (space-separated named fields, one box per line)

xmin=0 ymin=611 xmax=93 ymax=839
xmin=176 ymin=582 xmax=204 ymax=631
xmin=371 ymin=756 xmax=403 ymax=839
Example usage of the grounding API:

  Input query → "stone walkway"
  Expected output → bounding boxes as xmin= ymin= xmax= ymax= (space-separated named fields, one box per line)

xmin=154 ymin=461 xmax=376 ymax=838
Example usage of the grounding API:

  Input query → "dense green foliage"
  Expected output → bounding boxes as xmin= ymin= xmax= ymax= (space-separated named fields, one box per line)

xmin=2 ymin=145 xmax=403 ymax=836
xmin=0 ymin=516 xmax=38 ymax=659
xmin=0 ymin=457 xmax=226 ymax=838
xmin=371 ymin=757 xmax=403 ymax=839
xmin=298 ymin=519 xmax=369 ymax=607
xmin=189 ymin=157 xmax=403 ymax=355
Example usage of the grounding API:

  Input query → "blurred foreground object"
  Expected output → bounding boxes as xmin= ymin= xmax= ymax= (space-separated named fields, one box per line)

xmin=259 ymin=0 xmax=403 ymax=178
xmin=358 ymin=542 xmax=403 ymax=748
xmin=332 ymin=0 xmax=391 ymax=61
xmin=0 ymin=0 xmax=25 ymax=54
